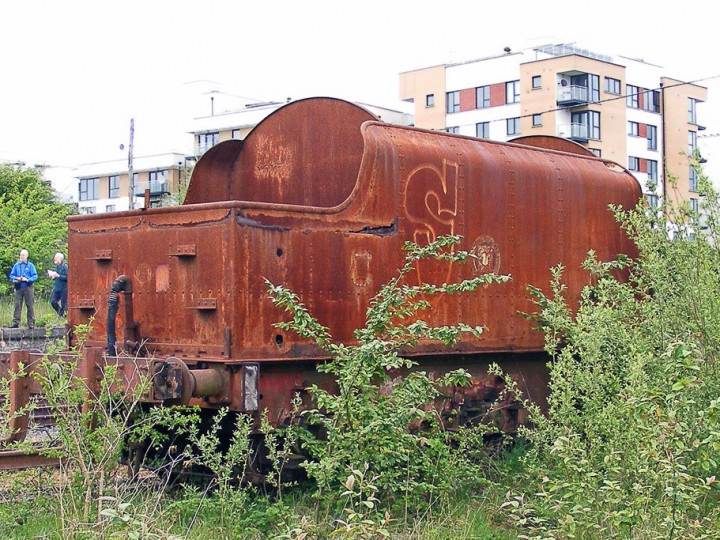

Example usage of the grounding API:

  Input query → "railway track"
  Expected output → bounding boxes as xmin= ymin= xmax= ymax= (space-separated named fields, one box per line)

xmin=0 ymin=348 xmax=69 ymax=472
xmin=0 ymin=395 xmax=63 ymax=470
xmin=0 ymin=447 xmax=60 ymax=470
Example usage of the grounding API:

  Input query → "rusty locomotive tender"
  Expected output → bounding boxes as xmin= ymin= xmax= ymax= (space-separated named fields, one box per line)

xmin=2 ymin=97 xmax=641 ymax=462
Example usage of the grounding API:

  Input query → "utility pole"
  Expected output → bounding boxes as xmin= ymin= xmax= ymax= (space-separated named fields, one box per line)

xmin=127 ymin=118 xmax=135 ymax=210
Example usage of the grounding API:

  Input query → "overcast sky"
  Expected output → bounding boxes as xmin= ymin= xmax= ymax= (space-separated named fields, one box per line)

xmin=1 ymin=0 xmax=718 ymax=198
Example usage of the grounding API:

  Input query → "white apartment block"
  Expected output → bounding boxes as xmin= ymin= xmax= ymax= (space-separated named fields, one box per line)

xmin=75 ymin=153 xmax=187 ymax=214
xmin=400 ymin=43 xmax=708 ymax=214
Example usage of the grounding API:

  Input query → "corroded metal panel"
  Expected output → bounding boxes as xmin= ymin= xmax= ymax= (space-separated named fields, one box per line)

xmin=185 ymin=97 xmax=377 ymax=207
xmin=65 ymin=97 xmax=641 ymax=421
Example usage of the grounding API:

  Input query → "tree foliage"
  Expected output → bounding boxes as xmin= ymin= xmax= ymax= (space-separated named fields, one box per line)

xmin=0 ymin=164 xmax=76 ymax=295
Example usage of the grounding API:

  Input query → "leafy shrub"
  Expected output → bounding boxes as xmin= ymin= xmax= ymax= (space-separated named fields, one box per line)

xmin=268 ymin=235 xmax=509 ymax=518
xmin=495 ymin=167 xmax=720 ymax=538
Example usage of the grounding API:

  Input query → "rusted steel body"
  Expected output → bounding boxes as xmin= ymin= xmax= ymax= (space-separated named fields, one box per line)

xmin=61 ymin=97 xmax=640 ymax=427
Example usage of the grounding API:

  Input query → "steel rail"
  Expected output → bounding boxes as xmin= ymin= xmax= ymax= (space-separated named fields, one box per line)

xmin=0 ymin=448 xmax=60 ymax=470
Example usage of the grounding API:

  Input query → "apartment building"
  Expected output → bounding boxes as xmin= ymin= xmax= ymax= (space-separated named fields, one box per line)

xmin=399 ymin=43 xmax=708 ymax=213
xmin=75 ymin=153 xmax=187 ymax=214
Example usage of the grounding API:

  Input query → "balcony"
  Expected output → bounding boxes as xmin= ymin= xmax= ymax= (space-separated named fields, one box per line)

xmin=195 ymin=143 xmax=214 ymax=157
xmin=557 ymin=85 xmax=588 ymax=107
xmin=135 ymin=181 xmax=169 ymax=196
xmin=557 ymin=123 xmax=589 ymax=143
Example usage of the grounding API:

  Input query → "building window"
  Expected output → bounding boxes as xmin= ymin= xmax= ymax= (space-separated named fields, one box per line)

xmin=426 ymin=94 xmax=435 ymax=107
xmin=627 ymin=85 xmax=640 ymax=108
xmin=605 ymin=77 xmax=621 ymax=94
xmin=571 ymin=111 xmax=588 ymax=140
xmin=446 ymin=91 xmax=460 ymax=113
xmin=628 ymin=121 xmax=639 ymax=136
xmin=197 ymin=132 xmax=219 ymax=155
xmin=79 ymin=178 xmax=99 ymax=201
xmin=105 ymin=204 xmax=116 ymax=213
xmin=590 ymin=148 xmax=601 ymax=157
xmin=476 ymin=85 xmax=490 ymax=108
xmin=588 ymin=111 xmax=600 ymax=140
xmin=532 ymin=75 xmax=542 ymax=89
xmin=643 ymin=90 xmax=661 ymax=113
xmin=589 ymin=74 xmax=600 ymax=102
xmin=109 ymin=175 xmax=119 ymax=198
xmin=506 ymin=117 xmax=520 ymax=136
xmin=476 ymin=122 xmax=490 ymax=138
xmin=446 ymin=126 xmax=459 ymax=134
xmin=647 ymin=194 xmax=659 ymax=208
xmin=628 ymin=156 xmax=640 ymax=171
xmin=689 ymin=166 xmax=698 ymax=192
xmin=690 ymin=198 xmax=699 ymax=213
xmin=647 ymin=125 xmax=658 ymax=151
xmin=532 ymin=114 xmax=542 ymax=127
xmin=505 ymin=80 xmax=520 ymax=104
xmin=149 ymin=170 xmax=168 ymax=193
xmin=567 ymin=73 xmax=599 ymax=102
xmin=231 ymin=129 xmax=241 ymax=139
xmin=149 ymin=170 xmax=167 ymax=182
xmin=647 ymin=159 xmax=658 ymax=182
xmin=83 ymin=206 xmax=96 ymax=215
xmin=688 ymin=98 xmax=699 ymax=124
xmin=689 ymin=131 xmax=697 ymax=154
xmin=570 ymin=111 xmax=600 ymax=140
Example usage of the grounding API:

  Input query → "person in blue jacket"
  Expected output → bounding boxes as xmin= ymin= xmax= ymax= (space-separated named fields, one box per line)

xmin=8 ymin=249 xmax=38 ymax=329
xmin=48 ymin=252 xmax=68 ymax=317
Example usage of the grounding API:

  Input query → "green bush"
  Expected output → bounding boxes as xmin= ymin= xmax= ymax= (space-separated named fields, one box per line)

xmin=494 ymin=167 xmax=720 ymax=538
xmin=268 ymin=235 xmax=509 ymax=523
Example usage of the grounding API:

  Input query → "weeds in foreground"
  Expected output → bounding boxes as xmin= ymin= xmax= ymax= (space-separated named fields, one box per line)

xmin=267 ymin=235 xmax=510 ymax=531
xmin=490 ymin=167 xmax=720 ymax=538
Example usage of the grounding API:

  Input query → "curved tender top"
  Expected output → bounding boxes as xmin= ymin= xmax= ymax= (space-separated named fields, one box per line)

xmin=184 ymin=97 xmax=377 ymax=207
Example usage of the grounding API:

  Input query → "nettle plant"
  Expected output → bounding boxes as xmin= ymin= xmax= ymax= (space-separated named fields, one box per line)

xmin=267 ymin=235 xmax=510 ymax=510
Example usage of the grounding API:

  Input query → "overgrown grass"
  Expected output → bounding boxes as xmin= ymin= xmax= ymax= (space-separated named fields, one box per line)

xmin=0 ymin=290 xmax=62 ymax=327
xmin=0 ymin=479 xmax=515 ymax=539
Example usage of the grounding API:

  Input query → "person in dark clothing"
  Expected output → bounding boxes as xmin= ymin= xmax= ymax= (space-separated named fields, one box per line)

xmin=48 ymin=252 xmax=68 ymax=317
xmin=8 ymin=249 xmax=38 ymax=329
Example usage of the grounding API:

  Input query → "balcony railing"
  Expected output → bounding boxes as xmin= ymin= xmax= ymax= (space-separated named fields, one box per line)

xmin=557 ymin=85 xmax=588 ymax=106
xmin=195 ymin=142 xmax=217 ymax=156
xmin=135 ymin=181 xmax=169 ymax=195
xmin=557 ymin=123 xmax=589 ymax=142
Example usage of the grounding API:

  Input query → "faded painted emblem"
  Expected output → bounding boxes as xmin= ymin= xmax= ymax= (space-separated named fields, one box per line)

xmin=471 ymin=236 xmax=501 ymax=275
xmin=134 ymin=263 xmax=152 ymax=285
